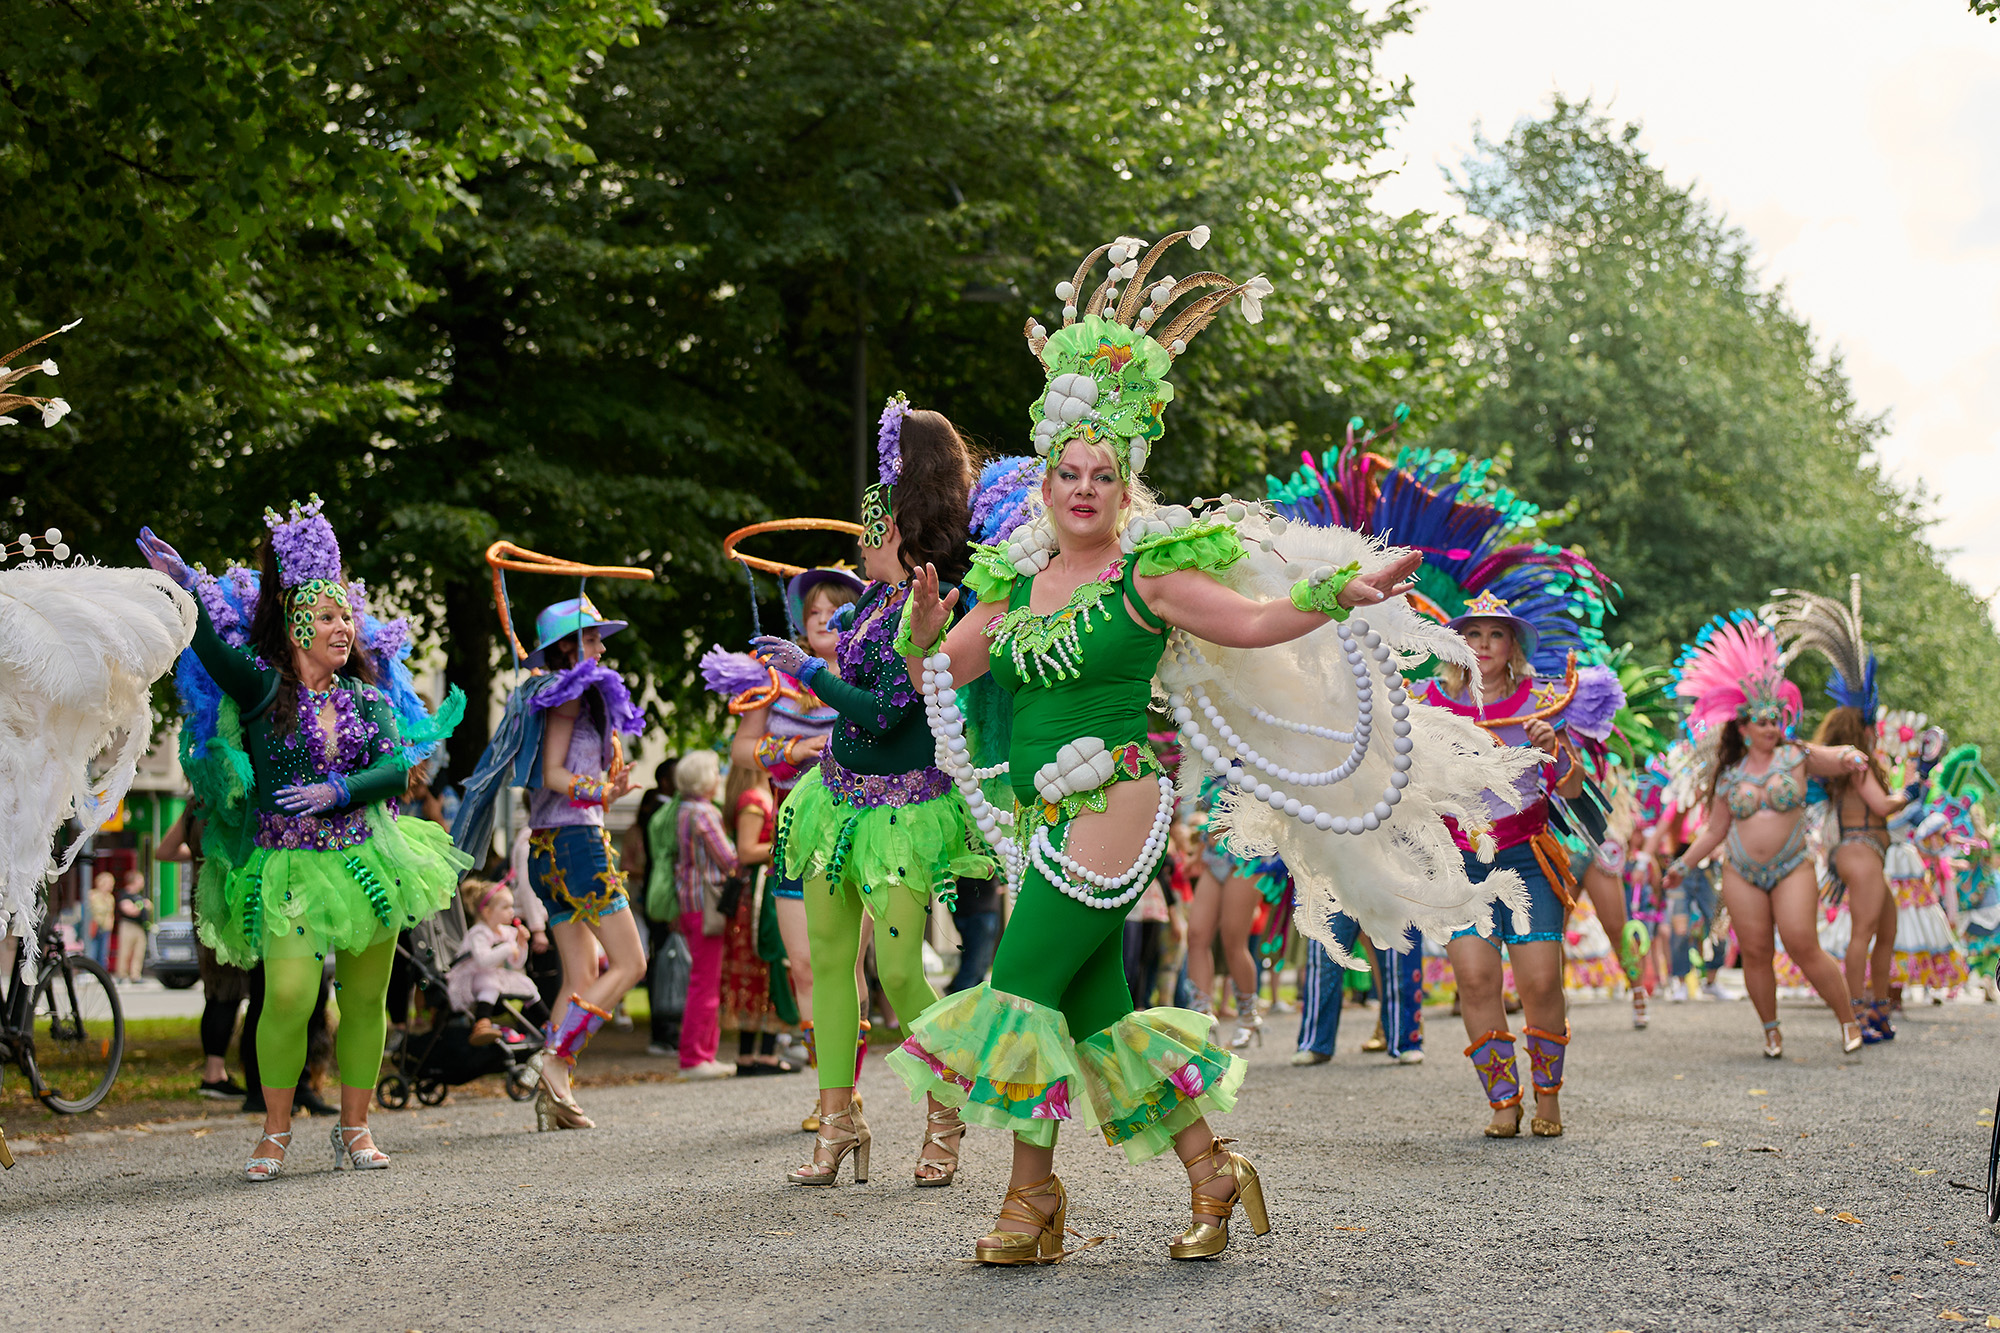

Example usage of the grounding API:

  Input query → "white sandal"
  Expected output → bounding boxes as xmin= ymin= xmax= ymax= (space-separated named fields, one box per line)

xmin=245 ymin=1130 xmax=291 ymax=1182
xmin=332 ymin=1123 xmax=391 ymax=1171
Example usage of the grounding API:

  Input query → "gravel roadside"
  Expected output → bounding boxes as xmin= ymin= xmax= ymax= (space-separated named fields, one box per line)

xmin=3 ymin=995 xmax=1993 ymax=1333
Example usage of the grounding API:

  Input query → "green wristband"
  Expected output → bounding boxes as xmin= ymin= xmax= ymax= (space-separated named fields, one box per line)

xmin=893 ymin=595 xmax=944 ymax=659
xmin=1289 ymin=561 xmax=1361 ymax=620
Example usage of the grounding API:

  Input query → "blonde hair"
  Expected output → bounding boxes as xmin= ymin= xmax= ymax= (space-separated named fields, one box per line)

xmin=722 ymin=756 xmax=769 ymax=818
xmin=675 ymin=748 xmax=722 ymax=799
xmin=1437 ymin=637 xmax=1532 ymax=700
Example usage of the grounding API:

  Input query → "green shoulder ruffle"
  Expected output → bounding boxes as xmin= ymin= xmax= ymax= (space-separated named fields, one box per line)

xmin=963 ymin=542 xmax=1019 ymax=607
xmin=1132 ymin=517 xmax=1245 ymax=578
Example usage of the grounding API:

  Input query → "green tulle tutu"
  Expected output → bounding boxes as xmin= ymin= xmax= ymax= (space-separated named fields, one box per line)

xmin=773 ymin=764 xmax=994 ymax=918
xmin=887 ymin=984 xmax=1247 ymax=1164
xmin=196 ymin=807 xmax=469 ymax=968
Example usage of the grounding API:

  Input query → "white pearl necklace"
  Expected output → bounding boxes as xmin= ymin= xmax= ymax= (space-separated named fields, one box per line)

xmin=1169 ymin=616 xmax=1413 ymax=834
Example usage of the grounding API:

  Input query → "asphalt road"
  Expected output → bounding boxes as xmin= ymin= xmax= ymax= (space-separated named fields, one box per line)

xmin=3 ymin=994 xmax=1995 ymax=1333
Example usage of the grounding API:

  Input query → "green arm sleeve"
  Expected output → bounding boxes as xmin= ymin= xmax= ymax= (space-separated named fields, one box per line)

xmin=341 ymin=686 xmax=414 ymax=807
xmin=810 ymin=670 xmax=918 ymax=739
xmin=190 ymin=600 xmax=280 ymax=716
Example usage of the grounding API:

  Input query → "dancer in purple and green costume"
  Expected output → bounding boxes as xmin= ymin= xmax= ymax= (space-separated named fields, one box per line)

xmin=751 ymin=399 xmax=993 ymax=1189
xmin=138 ymin=504 xmax=468 ymax=1181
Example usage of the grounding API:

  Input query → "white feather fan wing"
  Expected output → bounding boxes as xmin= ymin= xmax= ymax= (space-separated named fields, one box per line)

xmin=0 ymin=564 xmax=196 ymax=937
xmin=1156 ymin=519 xmax=1542 ymax=963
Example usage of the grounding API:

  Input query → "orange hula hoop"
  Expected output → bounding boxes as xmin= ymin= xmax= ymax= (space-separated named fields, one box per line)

xmin=1476 ymin=651 xmax=1582 ymax=731
xmin=485 ymin=540 xmax=656 ymax=665
xmin=721 ymin=518 xmax=865 ymax=580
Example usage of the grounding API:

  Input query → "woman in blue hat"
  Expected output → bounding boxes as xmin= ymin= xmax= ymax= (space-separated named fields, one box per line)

xmin=454 ymin=595 xmax=647 ymax=1128
xmin=1424 ymin=591 xmax=1585 ymax=1140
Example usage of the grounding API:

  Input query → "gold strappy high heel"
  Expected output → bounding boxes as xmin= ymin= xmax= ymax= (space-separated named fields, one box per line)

xmin=914 ymin=1104 xmax=965 ymax=1187
xmin=787 ymin=1102 xmax=870 ymax=1185
xmin=975 ymin=1174 xmax=1071 ymax=1265
xmin=535 ymin=1058 xmax=595 ymax=1131
xmin=1169 ymin=1136 xmax=1272 ymax=1260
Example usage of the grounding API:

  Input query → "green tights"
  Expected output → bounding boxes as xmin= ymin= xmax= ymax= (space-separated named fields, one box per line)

xmin=987 ymin=862 xmax=1137 ymax=1043
xmin=804 ymin=876 xmax=936 ymax=1091
xmin=256 ymin=928 xmax=396 ymax=1092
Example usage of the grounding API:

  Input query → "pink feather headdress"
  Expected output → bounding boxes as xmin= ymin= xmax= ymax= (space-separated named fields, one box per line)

xmin=1670 ymin=611 xmax=1802 ymax=730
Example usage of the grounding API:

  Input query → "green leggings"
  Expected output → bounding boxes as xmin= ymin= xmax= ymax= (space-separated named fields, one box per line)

xmin=256 ymin=928 xmax=396 ymax=1093
xmin=804 ymin=877 xmax=936 ymax=1092
xmin=988 ymin=863 xmax=1137 ymax=1044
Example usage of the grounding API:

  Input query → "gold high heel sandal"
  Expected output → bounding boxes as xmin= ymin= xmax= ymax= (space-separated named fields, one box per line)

xmin=914 ymin=1105 xmax=965 ymax=1188
xmin=974 ymin=1174 xmax=1078 ymax=1265
xmin=1840 ymin=1019 xmax=1865 ymax=1054
xmin=787 ymin=1102 xmax=870 ymax=1185
xmin=535 ymin=1061 xmax=595 ymax=1132
xmin=1169 ymin=1136 xmax=1272 ymax=1260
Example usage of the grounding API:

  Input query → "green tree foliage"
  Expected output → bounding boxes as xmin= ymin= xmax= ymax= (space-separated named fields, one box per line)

xmin=0 ymin=1 xmax=656 ymax=577
xmin=311 ymin=0 xmax=1486 ymax=765
xmin=1429 ymin=98 xmax=2000 ymax=751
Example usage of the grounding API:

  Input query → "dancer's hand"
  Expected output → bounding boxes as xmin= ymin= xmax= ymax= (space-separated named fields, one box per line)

xmin=135 ymin=526 xmax=197 ymax=590
xmin=1661 ymin=857 xmax=1687 ymax=890
xmin=750 ymin=635 xmax=815 ymax=680
xmin=907 ymin=562 xmax=959 ymax=652
xmin=274 ymin=778 xmax=347 ymax=815
xmin=1524 ymin=718 xmax=1561 ymax=756
xmin=793 ymin=734 xmax=827 ymax=763
xmin=1339 ymin=550 xmax=1423 ymax=609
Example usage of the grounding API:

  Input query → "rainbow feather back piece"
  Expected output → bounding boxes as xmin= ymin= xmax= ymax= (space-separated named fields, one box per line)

xmin=1670 ymin=611 xmax=1801 ymax=731
xmin=1267 ymin=432 xmax=1617 ymax=676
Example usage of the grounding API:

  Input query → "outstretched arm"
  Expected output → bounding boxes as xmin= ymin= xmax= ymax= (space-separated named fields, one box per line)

xmin=1802 ymin=743 xmax=1872 ymax=782
xmin=1664 ymin=797 xmax=1733 ymax=886
xmin=1136 ymin=550 xmax=1422 ymax=649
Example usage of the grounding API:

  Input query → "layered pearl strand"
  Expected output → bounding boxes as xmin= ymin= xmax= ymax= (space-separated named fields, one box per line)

xmin=920 ymin=651 xmax=1023 ymax=897
xmin=922 ymin=648 xmax=1174 ymax=907
xmin=1027 ymin=776 xmax=1176 ymax=909
xmin=1168 ymin=616 xmax=1415 ymax=834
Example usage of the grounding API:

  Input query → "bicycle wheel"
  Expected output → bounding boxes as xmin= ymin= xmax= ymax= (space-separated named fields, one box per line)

xmin=30 ymin=956 xmax=124 ymax=1112
xmin=1987 ymin=1083 xmax=1999 ymax=1226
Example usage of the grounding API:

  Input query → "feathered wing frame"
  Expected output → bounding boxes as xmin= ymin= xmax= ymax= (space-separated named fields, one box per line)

xmin=1763 ymin=579 xmax=1878 ymax=722
xmin=1156 ymin=511 xmax=1544 ymax=963
xmin=0 ymin=563 xmax=196 ymax=939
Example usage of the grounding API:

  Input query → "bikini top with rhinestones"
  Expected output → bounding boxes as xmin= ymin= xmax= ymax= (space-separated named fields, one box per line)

xmin=1721 ymin=743 xmax=1809 ymax=819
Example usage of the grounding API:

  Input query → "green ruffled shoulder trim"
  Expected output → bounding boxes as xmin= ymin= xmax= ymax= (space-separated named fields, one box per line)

xmin=1132 ymin=517 xmax=1245 ymax=578
xmin=963 ymin=542 xmax=1019 ymax=607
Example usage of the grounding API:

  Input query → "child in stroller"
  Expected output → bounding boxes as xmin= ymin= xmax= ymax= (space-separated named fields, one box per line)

xmin=376 ymin=877 xmax=547 ymax=1109
xmin=450 ymin=878 xmax=548 ymax=1045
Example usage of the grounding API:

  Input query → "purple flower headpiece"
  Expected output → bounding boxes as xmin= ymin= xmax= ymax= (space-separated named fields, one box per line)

xmin=877 ymin=392 xmax=910 ymax=485
xmin=263 ymin=494 xmax=343 ymax=589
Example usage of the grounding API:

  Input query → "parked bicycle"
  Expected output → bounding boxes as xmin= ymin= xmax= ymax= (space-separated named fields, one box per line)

xmin=0 ymin=896 xmax=126 ymax=1136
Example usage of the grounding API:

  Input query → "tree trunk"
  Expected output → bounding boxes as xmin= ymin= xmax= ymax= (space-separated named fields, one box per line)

xmin=441 ymin=576 xmax=495 ymax=790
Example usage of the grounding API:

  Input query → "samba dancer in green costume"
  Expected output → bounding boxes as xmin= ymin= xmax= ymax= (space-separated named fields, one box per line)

xmin=139 ymin=503 xmax=467 ymax=1181
xmin=889 ymin=229 xmax=1432 ymax=1263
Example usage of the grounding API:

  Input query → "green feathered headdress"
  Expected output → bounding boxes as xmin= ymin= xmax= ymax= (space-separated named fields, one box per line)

xmin=1023 ymin=227 xmax=1272 ymax=483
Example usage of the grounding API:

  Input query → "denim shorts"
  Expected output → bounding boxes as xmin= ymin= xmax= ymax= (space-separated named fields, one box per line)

xmin=1450 ymin=842 xmax=1566 ymax=950
xmin=527 ymin=824 xmax=629 ymax=927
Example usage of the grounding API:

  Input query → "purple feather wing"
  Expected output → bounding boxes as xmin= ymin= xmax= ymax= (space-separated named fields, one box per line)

xmin=700 ymin=645 xmax=773 ymax=698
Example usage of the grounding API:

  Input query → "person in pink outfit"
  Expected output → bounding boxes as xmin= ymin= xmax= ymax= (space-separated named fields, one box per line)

xmin=673 ymin=749 xmax=737 ymax=1080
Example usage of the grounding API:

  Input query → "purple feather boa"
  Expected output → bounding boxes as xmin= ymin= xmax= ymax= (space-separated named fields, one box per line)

xmin=1567 ymin=664 xmax=1626 ymax=742
xmin=700 ymin=645 xmax=775 ymax=698
xmin=530 ymin=659 xmax=644 ymax=736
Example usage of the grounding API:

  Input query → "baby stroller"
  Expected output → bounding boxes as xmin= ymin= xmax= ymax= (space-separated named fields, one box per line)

xmin=376 ymin=893 xmax=544 ymax=1109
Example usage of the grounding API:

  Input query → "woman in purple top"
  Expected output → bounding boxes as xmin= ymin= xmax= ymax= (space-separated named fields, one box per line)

xmin=519 ymin=598 xmax=646 ymax=1130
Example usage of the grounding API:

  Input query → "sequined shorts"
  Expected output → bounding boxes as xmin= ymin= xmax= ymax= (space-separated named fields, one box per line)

xmin=527 ymin=824 xmax=629 ymax=927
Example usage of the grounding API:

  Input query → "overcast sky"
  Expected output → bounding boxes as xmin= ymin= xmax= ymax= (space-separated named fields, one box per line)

xmin=1368 ymin=0 xmax=2000 ymax=628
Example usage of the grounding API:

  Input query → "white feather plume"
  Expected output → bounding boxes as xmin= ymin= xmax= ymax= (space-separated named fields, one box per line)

xmin=0 ymin=562 xmax=195 ymax=938
xmin=1155 ymin=514 xmax=1543 ymax=963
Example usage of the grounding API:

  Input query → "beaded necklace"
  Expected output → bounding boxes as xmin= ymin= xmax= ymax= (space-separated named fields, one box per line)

xmin=983 ymin=559 xmax=1123 ymax=687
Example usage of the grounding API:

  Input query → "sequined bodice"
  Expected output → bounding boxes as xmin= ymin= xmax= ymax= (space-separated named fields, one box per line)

xmin=987 ymin=559 xmax=1162 ymax=807
xmin=1722 ymin=744 xmax=1808 ymax=819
